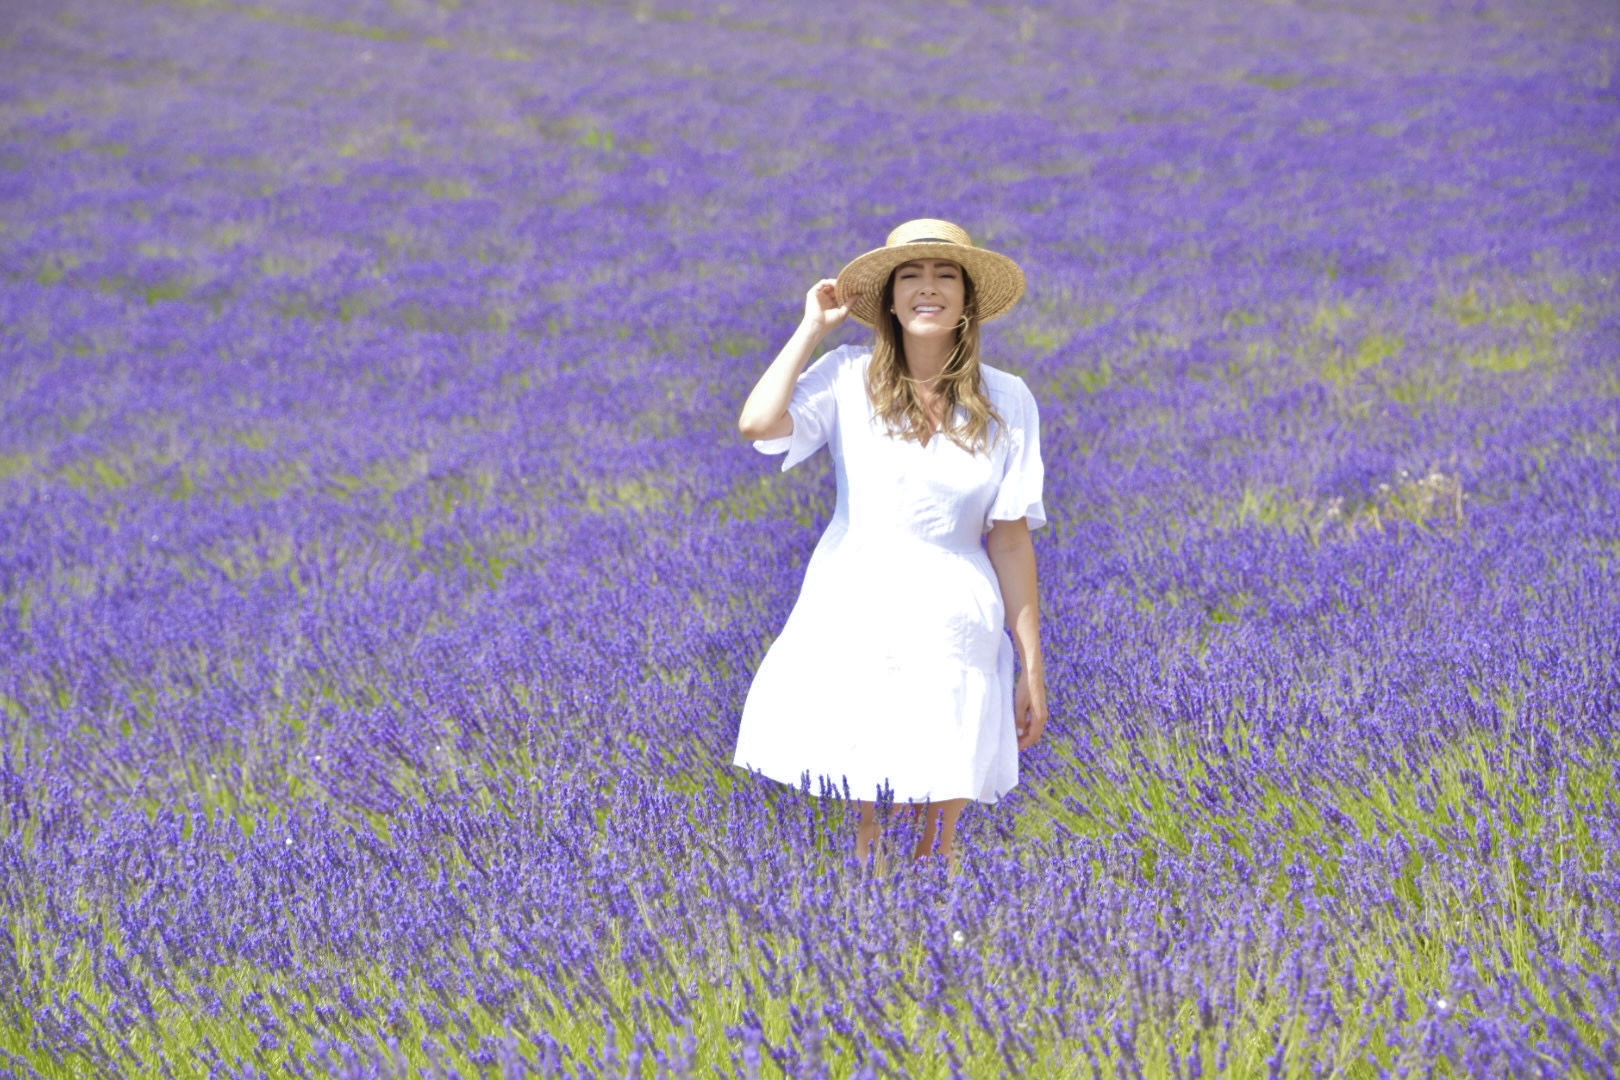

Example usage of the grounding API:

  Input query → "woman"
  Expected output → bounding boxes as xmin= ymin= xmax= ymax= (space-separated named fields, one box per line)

xmin=733 ymin=219 xmax=1048 ymax=866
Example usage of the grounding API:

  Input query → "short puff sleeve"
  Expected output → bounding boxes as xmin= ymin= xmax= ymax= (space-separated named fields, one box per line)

xmin=751 ymin=344 xmax=855 ymax=472
xmin=986 ymin=378 xmax=1047 ymax=531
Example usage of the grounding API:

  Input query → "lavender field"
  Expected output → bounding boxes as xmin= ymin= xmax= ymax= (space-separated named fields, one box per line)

xmin=2 ymin=0 xmax=1618 ymax=1076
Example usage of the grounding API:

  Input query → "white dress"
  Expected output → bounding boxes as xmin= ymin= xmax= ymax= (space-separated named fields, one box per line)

xmin=732 ymin=343 xmax=1046 ymax=805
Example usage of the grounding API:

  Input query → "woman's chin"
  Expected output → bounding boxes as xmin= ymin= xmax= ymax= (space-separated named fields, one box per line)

xmin=900 ymin=319 xmax=957 ymax=339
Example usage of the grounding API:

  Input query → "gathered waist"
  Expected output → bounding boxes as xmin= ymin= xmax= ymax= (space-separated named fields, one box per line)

xmin=833 ymin=528 xmax=988 ymax=559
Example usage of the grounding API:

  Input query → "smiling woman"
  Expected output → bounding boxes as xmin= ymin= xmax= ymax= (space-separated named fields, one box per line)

xmin=732 ymin=219 xmax=1046 ymax=868
xmin=868 ymin=257 xmax=1002 ymax=454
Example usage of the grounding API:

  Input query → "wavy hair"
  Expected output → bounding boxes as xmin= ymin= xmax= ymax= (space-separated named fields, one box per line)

xmin=866 ymin=265 xmax=1002 ymax=454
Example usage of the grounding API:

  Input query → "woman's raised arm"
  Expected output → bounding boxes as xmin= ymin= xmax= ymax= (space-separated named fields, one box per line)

xmin=737 ymin=278 xmax=848 ymax=440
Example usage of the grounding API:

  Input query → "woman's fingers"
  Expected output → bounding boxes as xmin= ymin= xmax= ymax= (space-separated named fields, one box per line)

xmin=1019 ymin=703 xmax=1048 ymax=750
xmin=1018 ymin=716 xmax=1040 ymax=750
xmin=805 ymin=279 xmax=847 ymax=326
xmin=1015 ymin=675 xmax=1047 ymax=750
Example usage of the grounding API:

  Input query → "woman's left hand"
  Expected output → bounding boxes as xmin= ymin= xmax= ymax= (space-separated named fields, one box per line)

xmin=1014 ymin=669 xmax=1048 ymax=750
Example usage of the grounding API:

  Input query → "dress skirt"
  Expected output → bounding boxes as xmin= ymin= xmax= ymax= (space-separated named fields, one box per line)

xmin=733 ymin=530 xmax=1020 ymax=804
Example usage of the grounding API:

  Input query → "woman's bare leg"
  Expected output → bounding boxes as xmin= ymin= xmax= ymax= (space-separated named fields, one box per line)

xmin=915 ymin=799 xmax=969 ymax=868
xmin=912 ymin=801 xmax=938 ymax=859
xmin=855 ymin=800 xmax=883 ymax=864
xmin=936 ymin=799 xmax=967 ymax=864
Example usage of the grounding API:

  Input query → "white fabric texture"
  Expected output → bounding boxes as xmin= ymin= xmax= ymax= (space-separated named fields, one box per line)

xmin=735 ymin=343 xmax=1046 ymax=804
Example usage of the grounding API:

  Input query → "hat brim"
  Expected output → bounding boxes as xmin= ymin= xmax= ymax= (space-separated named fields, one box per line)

xmin=835 ymin=243 xmax=1026 ymax=327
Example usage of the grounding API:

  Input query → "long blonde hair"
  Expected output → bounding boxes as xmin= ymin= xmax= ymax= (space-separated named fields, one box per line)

xmin=866 ymin=266 xmax=1002 ymax=453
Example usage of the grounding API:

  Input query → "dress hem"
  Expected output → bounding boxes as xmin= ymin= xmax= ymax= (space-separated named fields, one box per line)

xmin=730 ymin=762 xmax=1009 ymax=806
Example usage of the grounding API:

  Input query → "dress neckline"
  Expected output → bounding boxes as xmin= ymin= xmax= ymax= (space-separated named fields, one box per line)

xmin=917 ymin=405 xmax=966 ymax=449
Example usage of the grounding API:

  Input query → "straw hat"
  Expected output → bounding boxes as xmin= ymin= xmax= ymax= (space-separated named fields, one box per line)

xmin=834 ymin=219 xmax=1026 ymax=327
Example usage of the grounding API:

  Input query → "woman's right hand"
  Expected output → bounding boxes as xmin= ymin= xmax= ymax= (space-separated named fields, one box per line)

xmin=802 ymin=278 xmax=849 ymax=334
xmin=739 ymin=280 xmax=847 ymax=439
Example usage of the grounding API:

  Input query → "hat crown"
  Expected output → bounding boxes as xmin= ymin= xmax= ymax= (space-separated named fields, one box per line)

xmin=885 ymin=218 xmax=973 ymax=250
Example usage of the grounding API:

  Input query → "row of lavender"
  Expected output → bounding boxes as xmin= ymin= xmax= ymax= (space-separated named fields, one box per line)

xmin=3 ymin=0 xmax=1618 ymax=1076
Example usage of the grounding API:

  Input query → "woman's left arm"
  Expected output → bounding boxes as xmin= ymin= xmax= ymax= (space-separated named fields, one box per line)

xmin=987 ymin=517 xmax=1048 ymax=750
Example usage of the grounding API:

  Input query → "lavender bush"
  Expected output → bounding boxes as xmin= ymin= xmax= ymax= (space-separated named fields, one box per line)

xmin=1 ymin=0 xmax=1617 ymax=1076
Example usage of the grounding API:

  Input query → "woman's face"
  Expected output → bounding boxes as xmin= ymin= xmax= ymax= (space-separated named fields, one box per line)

xmin=890 ymin=258 xmax=965 ymax=341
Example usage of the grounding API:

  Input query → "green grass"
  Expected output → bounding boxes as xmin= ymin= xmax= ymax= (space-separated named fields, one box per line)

xmin=1462 ymin=342 xmax=1556 ymax=373
xmin=424 ymin=178 xmax=474 ymax=200
xmin=1441 ymin=288 xmax=1583 ymax=334
xmin=715 ymin=332 xmax=767 ymax=359
xmin=1017 ymin=325 xmax=1071 ymax=356
xmin=1385 ymin=368 xmax=1461 ymax=413
xmin=713 ymin=468 xmax=829 ymax=528
xmin=1242 ymin=73 xmax=1303 ymax=90
xmin=170 ymin=0 xmax=415 ymax=43
xmin=583 ymin=474 xmax=672 ymax=513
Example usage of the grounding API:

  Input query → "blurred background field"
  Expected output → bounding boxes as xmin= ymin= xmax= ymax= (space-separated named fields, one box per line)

xmin=1 ymin=0 xmax=1617 ymax=1077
